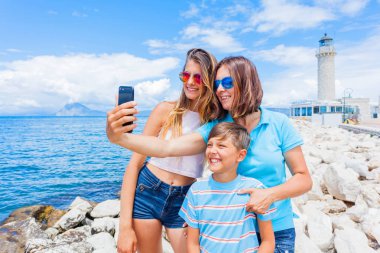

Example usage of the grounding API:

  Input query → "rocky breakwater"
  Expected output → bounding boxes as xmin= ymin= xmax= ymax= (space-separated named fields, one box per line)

xmin=292 ymin=120 xmax=380 ymax=253
xmin=0 ymin=198 xmax=173 ymax=253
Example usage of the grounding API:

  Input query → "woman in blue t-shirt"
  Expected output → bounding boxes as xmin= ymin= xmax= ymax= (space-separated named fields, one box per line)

xmin=107 ymin=56 xmax=312 ymax=253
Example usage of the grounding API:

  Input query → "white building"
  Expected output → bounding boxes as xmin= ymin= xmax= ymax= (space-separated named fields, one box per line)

xmin=291 ymin=34 xmax=374 ymax=126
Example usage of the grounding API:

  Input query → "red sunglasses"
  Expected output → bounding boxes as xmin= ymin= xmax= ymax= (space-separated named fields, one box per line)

xmin=179 ymin=71 xmax=202 ymax=85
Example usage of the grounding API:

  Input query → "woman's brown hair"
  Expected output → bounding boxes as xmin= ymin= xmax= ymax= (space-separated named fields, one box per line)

xmin=215 ymin=56 xmax=263 ymax=121
xmin=161 ymin=48 xmax=222 ymax=138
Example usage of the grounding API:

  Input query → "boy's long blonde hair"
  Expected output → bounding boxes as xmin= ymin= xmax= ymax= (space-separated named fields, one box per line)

xmin=161 ymin=48 xmax=221 ymax=138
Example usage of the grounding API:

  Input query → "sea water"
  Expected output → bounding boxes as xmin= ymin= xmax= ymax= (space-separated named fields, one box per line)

xmin=0 ymin=113 xmax=149 ymax=222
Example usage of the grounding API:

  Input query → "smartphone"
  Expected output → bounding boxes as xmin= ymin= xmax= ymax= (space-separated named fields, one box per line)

xmin=118 ymin=86 xmax=134 ymax=133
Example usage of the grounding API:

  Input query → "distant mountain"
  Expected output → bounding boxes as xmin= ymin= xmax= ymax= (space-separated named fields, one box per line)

xmin=55 ymin=103 xmax=105 ymax=116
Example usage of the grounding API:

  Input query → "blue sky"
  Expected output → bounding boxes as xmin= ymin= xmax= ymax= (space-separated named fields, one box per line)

xmin=1 ymin=0 xmax=380 ymax=115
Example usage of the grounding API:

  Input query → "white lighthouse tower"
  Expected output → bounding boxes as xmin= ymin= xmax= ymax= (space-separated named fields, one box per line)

xmin=316 ymin=33 xmax=336 ymax=101
xmin=291 ymin=34 xmax=374 ymax=125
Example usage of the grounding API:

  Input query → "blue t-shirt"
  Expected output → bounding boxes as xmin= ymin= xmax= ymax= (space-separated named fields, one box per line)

xmin=196 ymin=107 xmax=303 ymax=231
xmin=179 ymin=174 xmax=276 ymax=253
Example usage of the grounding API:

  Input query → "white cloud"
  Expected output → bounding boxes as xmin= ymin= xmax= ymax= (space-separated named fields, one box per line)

xmin=144 ymin=40 xmax=195 ymax=55
xmin=181 ymin=25 xmax=245 ymax=53
xmin=340 ymin=0 xmax=369 ymax=15
xmin=249 ymin=0 xmax=335 ymax=34
xmin=145 ymin=24 xmax=244 ymax=54
xmin=134 ymin=79 xmax=173 ymax=107
xmin=181 ymin=4 xmax=199 ymax=18
xmin=14 ymin=99 xmax=40 ymax=107
xmin=0 ymin=53 xmax=180 ymax=115
xmin=253 ymin=45 xmax=315 ymax=66
xmin=47 ymin=10 xmax=58 ymax=15
xmin=314 ymin=0 xmax=369 ymax=16
xmin=334 ymin=29 xmax=380 ymax=100
xmin=72 ymin=11 xmax=88 ymax=18
xmin=225 ymin=4 xmax=251 ymax=17
xmin=6 ymin=48 xmax=22 ymax=53
xmin=261 ymin=70 xmax=318 ymax=107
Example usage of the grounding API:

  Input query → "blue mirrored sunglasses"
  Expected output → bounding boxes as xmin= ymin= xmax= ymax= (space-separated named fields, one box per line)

xmin=214 ymin=77 xmax=234 ymax=90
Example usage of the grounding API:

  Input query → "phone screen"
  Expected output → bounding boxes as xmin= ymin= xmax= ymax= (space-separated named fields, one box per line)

xmin=118 ymin=86 xmax=134 ymax=133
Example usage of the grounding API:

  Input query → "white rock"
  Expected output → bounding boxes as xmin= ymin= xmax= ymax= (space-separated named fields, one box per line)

xmin=54 ymin=208 xmax=86 ymax=231
xmin=162 ymin=237 xmax=174 ymax=253
xmin=93 ymin=247 xmax=117 ymax=253
xmin=295 ymin=232 xmax=322 ymax=253
xmin=90 ymin=199 xmax=120 ymax=218
xmin=357 ymin=141 xmax=376 ymax=149
xmin=86 ymin=232 xmax=116 ymax=250
xmin=25 ymin=238 xmax=53 ymax=253
xmin=366 ymin=168 xmax=380 ymax=180
xmin=346 ymin=195 xmax=369 ymax=222
xmin=91 ymin=217 xmax=116 ymax=235
xmin=375 ymin=185 xmax=380 ymax=195
xmin=307 ymin=177 xmax=325 ymax=200
xmin=306 ymin=156 xmax=322 ymax=169
xmin=45 ymin=227 xmax=59 ymax=239
xmin=292 ymin=200 xmax=308 ymax=238
xmin=345 ymin=152 xmax=367 ymax=162
xmin=69 ymin=196 xmax=93 ymax=213
xmin=293 ymin=194 xmax=308 ymax=206
xmin=305 ymin=209 xmax=334 ymax=251
xmin=81 ymin=218 xmax=93 ymax=227
xmin=301 ymin=200 xmax=328 ymax=214
xmin=323 ymin=198 xmax=347 ymax=214
xmin=368 ymin=157 xmax=380 ymax=170
xmin=331 ymin=214 xmax=358 ymax=230
xmin=112 ymin=218 xmax=120 ymax=244
xmin=345 ymin=158 xmax=371 ymax=178
xmin=372 ymin=225 xmax=380 ymax=245
xmin=320 ymin=150 xmax=337 ymax=164
xmin=54 ymin=225 xmax=91 ymax=244
xmin=323 ymin=163 xmax=361 ymax=202
xmin=360 ymin=208 xmax=380 ymax=242
xmin=46 ymin=242 xmax=93 ymax=253
xmin=309 ymin=147 xmax=323 ymax=159
xmin=25 ymin=239 xmax=93 ymax=253
xmin=294 ymin=217 xmax=306 ymax=235
xmin=361 ymin=184 xmax=380 ymax=208
xmin=334 ymin=228 xmax=376 ymax=253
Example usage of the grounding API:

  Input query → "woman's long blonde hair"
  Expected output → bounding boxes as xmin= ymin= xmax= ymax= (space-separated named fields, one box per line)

xmin=161 ymin=48 xmax=221 ymax=138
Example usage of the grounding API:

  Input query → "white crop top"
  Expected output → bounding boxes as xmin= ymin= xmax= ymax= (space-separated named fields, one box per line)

xmin=148 ymin=110 xmax=204 ymax=178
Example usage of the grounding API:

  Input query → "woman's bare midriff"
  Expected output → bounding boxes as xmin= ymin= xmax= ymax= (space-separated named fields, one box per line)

xmin=146 ymin=162 xmax=196 ymax=186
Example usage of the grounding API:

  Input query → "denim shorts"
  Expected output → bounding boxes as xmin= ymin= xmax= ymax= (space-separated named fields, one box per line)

xmin=257 ymin=228 xmax=295 ymax=253
xmin=132 ymin=164 xmax=193 ymax=228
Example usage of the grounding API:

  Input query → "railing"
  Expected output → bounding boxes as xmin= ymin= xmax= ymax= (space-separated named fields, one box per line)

xmin=339 ymin=124 xmax=380 ymax=137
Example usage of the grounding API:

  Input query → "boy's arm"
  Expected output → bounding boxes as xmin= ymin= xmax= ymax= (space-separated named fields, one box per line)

xmin=187 ymin=227 xmax=201 ymax=253
xmin=257 ymin=219 xmax=275 ymax=253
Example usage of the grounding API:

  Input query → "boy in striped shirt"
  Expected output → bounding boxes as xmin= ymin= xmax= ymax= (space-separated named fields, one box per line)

xmin=179 ymin=122 xmax=276 ymax=253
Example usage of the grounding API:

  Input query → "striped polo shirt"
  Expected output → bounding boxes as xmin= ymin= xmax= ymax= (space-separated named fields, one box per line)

xmin=179 ymin=174 xmax=277 ymax=253
xmin=196 ymin=107 xmax=304 ymax=232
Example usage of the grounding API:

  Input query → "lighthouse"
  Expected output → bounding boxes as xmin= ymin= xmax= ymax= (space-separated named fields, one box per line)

xmin=316 ymin=33 xmax=336 ymax=101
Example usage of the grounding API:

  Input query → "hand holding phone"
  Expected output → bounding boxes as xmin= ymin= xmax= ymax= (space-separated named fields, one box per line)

xmin=118 ymin=86 xmax=135 ymax=133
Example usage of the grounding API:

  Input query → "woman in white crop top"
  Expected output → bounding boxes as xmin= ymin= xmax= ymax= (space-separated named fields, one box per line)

xmin=117 ymin=49 xmax=222 ymax=253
